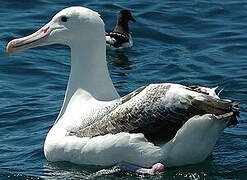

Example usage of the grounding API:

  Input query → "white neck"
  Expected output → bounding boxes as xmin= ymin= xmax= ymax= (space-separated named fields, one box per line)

xmin=56 ymin=31 xmax=119 ymax=122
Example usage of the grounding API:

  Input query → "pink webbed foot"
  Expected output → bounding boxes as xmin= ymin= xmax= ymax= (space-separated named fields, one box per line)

xmin=137 ymin=163 xmax=165 ymax=175
xmin=96 ymin=162 xmax=165 ymax=176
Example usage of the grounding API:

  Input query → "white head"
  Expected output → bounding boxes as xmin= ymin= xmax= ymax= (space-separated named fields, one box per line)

xmin=7 ymin=7 xmax=105 ymax=54
xmin=7 ymin=7 xmax=119 ymax=121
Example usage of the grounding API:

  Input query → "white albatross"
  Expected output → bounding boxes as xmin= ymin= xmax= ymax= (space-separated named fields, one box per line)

xmin=6 ymin=7 xmax=240 ymax=175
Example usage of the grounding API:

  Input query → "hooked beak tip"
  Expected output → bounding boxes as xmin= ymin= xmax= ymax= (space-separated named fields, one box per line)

xmin=131 ymin=17 xmax=136 ymax=23
xmin=6 ymin=41 xmax=15 ymax=55
xmin=5 ymin=23 xmax=52 ymax=55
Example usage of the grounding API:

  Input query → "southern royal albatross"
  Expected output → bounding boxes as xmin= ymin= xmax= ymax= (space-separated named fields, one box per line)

xmin=7 ymin=7 xmax=239 ymax=175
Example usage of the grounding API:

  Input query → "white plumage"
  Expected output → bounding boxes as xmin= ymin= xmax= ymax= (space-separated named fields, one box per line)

xmin=6 ymin=7 xmax=239 ymax=172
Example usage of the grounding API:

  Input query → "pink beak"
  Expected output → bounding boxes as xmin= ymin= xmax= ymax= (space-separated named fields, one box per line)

xmin=6 ymin=22 xmax=52 ymax=55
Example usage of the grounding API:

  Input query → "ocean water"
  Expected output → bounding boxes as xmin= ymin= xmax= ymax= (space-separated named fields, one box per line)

xmin=0 ymin=0 xmax=247 ymax=179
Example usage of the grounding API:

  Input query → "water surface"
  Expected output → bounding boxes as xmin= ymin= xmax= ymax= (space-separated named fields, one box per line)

xmin=0 ymin=0 xmax=246 ymax=179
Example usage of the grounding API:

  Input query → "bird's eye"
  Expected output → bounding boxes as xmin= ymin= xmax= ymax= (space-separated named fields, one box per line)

xmin=61 ymin=16 xmax=68 ymax=22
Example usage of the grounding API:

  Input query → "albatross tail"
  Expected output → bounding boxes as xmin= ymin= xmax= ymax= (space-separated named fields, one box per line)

xmin=163 ymin=111 xmax=239 ymax=167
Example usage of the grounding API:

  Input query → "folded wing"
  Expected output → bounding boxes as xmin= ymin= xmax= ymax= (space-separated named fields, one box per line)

xmin=70 ymin=83 xmax=239 ymax=143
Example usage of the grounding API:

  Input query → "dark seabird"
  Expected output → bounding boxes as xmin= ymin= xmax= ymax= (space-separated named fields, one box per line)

xmin=7 ymin=7 xmax=240 ymax=175
xmin=106 ymin=10 xmax=136 ymax=49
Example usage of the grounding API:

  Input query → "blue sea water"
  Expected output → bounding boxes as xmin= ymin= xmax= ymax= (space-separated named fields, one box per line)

xmin=0 ymin=0 xmax=247 ymax=179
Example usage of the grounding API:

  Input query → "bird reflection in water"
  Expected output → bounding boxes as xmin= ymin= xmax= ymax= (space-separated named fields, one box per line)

xmin=107 ymin=51 xmax=133 ymax=71
xmin=107 ymin=51 xmax=133 ymax=96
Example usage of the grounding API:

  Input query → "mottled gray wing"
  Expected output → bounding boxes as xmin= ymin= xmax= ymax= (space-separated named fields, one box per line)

xmin=70 ymin=84 xmax=239 ymax=142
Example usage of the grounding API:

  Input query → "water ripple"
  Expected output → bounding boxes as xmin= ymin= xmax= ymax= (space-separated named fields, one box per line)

xmin=0 ymin=0 xmax=246 ymax=179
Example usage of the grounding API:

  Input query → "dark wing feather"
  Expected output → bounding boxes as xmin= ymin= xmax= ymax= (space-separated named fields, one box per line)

xmin=106 ymin=32 xmax=129 ymax=48
xmin=70 ymin=84 xmax=239 ymax=143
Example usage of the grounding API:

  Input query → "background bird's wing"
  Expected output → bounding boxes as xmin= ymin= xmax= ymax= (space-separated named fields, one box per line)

xmin=106 ymin=32 xmax=129 ymax=48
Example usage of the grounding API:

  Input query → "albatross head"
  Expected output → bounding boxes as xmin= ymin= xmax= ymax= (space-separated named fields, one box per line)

xmin=7 ymin=7 xmax=119 ymax=121
xmin=7 ymin=7 xmax=104 ymax=54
